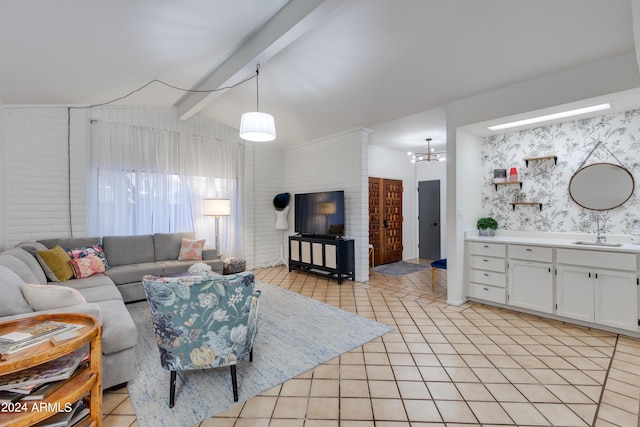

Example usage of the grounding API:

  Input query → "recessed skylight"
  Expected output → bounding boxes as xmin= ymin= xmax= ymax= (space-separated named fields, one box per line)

xmin=487 ymin=103 xmax=611 ymax=131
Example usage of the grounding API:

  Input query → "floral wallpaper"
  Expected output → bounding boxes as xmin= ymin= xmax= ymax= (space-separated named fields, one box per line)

xmin=481 ymin=109 xmax=640 ymax=235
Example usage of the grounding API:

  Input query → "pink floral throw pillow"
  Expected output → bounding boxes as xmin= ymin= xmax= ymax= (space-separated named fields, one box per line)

xmin=178 ymin=239 xmax=206 ymax=260
xmin=69 ymin=254 xmax=106 ymax=279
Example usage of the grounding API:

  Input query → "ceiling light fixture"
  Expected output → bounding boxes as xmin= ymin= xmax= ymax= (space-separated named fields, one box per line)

xmin=408 ymin=138 xmax=441 ymax=163
xmin=487 ymin=103 xmax=611 ymax=131
xmin=239 ymin=64 xmax=276 ymax=142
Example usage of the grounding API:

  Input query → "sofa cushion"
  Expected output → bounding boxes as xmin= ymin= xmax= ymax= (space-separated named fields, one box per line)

xmin=67 ymin=245 xmax=110 ymax=270
xmin=153 ymin=232 xmax=196 ymax=261
xmin=76 ymin=284 xmax=123 ymax=303
xmin=69 ymin=255 xmax=106 ymax=279
xmin=103 ymin=235 xmax=154 ymax=266
xmin=15 ymin=241 xmax=48 ymax=258
xmin=21 ymin=283 xmax=87 ymax=311
xmin=0 ymin=250 xmax=46 ymax=285
xmin=38 ymin=237 xmax=101 ymax=250
xmin=97 ymin=299 xmax=138 ymax=355
xmin=60 ymin=274 xmax=116 ymax=291
xmin=178 ymin=238 xmax=205 ymax=260
xmin=104 ymin=262 xmax=164 ymax=286
xmin=0 ymin=266 xmax=33 ymax=317
xmin=35 ymin=246 xmax=74 ymax=282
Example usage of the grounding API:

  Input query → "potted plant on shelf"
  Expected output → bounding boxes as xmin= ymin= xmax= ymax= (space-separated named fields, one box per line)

xmin=477 ymin=217 xmax=498 ymax=236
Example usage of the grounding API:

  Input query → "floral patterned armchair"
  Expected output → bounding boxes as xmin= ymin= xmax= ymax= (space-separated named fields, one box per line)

xmin=142 ymin=271 xmax=260 ymax=407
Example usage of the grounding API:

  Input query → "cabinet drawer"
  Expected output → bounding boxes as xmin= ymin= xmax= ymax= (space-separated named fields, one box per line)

xmin=509 ymin=245 xmax=553 ymax=262
xmin=557 ymin=249 xmax=636 ymax=271
xmin=469 ymin=242 xmax=506 ymax=257
xmin=469 ymin=283 xmax=506 ymax=304
xmin=469 ymin=255 xmax=506 ymax=273
xmin=470 ymin=269 xmax=506 ymax=287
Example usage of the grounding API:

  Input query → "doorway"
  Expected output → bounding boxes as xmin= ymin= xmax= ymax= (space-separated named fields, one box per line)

xmin=369 ymin=177 xmax=403 ymax=265
xmin=418 ymin=180 xmax=441 ymax=260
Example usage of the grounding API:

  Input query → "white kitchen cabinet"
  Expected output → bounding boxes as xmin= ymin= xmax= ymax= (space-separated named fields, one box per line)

xmin=556 ymin=265 xmax=595 ymax=323
xmin=594 ymin=269 xmax=637 ymax=331
xmin=468 ymin=242 xmax=506 ymax=304
xmin=556 ymin=248 xmax=638 ymax=332
xmin=508 ymin=260 xmax=553 ymax=313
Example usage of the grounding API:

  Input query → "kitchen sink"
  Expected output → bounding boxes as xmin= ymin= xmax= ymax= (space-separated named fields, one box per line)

xmin=572 ymin=241 xmax=623 ymax=247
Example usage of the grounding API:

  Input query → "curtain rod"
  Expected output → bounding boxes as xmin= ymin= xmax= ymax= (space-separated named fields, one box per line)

xmin=89 ymin=119 xmax=243 ymax=145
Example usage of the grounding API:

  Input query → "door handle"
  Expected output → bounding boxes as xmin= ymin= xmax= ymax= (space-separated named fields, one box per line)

xmin=432 ymin=222 xmax=438 ymax=226
xmin=382 ymin=219 xmax=389 ymax=228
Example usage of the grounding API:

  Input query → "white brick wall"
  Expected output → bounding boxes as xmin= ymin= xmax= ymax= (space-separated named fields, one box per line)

xmin=284 ymin=129 xmax=370 ymax=282
xmin=244 ymin=141 xmax=285 ymax=269
xmin=4 ymin=108 xmax=76 ymax=246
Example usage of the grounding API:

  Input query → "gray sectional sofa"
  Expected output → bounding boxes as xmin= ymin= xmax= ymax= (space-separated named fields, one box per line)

xmin=0 ymin=231 xmax=222 ymax=390
xmin=38 ymin=232 xmax=223 ymax=303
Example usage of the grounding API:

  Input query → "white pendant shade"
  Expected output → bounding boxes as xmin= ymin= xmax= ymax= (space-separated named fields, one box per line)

xmin=239 ymin=112 xmax=276 ymax=142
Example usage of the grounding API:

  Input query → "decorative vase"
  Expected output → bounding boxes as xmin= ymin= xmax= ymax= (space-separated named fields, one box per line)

xmin=479 ymin=228 xmax=495 ymax=237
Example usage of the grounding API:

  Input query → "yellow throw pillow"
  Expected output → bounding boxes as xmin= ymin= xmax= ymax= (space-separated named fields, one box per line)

xmin=35 ymin=246 xmax=74 ymax=282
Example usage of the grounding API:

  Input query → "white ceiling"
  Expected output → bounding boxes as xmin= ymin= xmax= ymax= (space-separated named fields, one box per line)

xmin=0 ymin=0 xmax=637 ymax=155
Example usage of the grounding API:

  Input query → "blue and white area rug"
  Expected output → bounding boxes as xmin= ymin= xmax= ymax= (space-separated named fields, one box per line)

xmin=374 ymin=261 xmax=429 ymax=276
xmin=126 ymin=280 xmax=394 ymax=427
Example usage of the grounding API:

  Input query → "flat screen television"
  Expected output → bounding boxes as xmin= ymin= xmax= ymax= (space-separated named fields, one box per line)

xmin=294 ymin=190 xmax=345 ymax=238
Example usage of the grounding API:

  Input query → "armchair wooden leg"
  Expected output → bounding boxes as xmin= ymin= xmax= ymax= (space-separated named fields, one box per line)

xmin=431 ymin=268 xmax=435 ymax=291
xmin=250 ymin=348 xmax=253 ymax=362
xmin=230 ymin=365 xmax=239 ymax=402
xmin=169 ymin=370 xmax=176 ymax=408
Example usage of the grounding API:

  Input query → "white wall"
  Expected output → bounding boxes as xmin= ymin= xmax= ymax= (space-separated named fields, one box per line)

xmin=3 ymin=108 xmax=76 ymax=247
xmin=368 ymin=144 xmax=417 ymax=260
xmin=244 ymin=141 xmax=285 ymax=269
xmin=285 ymin=129 xmax=370 ymax=282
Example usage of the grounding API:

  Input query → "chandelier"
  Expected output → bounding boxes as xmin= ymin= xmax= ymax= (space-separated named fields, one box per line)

xmin=408 ymin=138 xmax=442 ymax=163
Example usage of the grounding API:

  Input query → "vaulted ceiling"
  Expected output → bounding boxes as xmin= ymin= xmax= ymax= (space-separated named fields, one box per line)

xmin=0 ymin=0 xmax=637 ymax=154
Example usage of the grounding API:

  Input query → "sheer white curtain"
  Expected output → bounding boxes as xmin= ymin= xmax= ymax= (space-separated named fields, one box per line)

xmin=89 ymin=121 xmax=244 ymax=258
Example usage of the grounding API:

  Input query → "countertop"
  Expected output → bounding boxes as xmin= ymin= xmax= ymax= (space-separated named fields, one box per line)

xmin=465 ymin=232 xmax=640 ymax=253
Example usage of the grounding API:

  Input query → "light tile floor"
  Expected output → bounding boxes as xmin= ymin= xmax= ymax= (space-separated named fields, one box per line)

xmin=103 ymin=260 xmax=640 ymax=426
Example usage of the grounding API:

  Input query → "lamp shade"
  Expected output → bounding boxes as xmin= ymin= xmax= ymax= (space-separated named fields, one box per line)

xmin=318 ymin=202 xmax=337 ymax=215
xmin=203 ymin=199 xmax=231 ymax=217
xmin=239 ymin=112 xmax=276 ymax=142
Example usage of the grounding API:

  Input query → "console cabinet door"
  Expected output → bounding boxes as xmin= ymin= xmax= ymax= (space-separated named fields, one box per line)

xmin=594 ymin=269 xmax=638 ymax=331
xmin=556 ymin=265 xmax=595 ymax=323
xmin=508 ymin=260 xmax=553 ymax=313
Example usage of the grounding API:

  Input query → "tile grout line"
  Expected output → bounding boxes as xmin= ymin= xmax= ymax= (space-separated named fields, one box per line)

xmin=591 ymin=333 xmax=620 ymax=426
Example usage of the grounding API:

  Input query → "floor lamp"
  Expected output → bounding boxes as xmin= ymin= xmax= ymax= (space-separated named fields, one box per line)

xmin=203 ymin=199 xmax=231 ymax=258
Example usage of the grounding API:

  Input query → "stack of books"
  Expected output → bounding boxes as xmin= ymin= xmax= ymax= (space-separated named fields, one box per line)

xmin=0 ymin=352 xmax=88 ymax=403
xmin=0 ymin=321 xmax=80 ymax=357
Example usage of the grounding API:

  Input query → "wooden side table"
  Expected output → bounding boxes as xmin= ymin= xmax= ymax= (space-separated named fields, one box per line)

xmin=0 ymin=313 xmax=102 ymax=427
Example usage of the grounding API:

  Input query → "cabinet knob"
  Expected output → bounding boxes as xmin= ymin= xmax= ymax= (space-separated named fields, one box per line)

xmin=483 ymin=287 xmax=489 ymax=291
xmin=482 ymin=259 xmax=488 ymax=262
xmin=484 ymin=273 xmax=489 ymax=277
xmin=526 ymin=248 xmax=532 ymax=252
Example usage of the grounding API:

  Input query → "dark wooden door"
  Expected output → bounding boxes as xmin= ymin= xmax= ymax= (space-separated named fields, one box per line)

xmin=369 ymin=177 xmax=403 ymax=265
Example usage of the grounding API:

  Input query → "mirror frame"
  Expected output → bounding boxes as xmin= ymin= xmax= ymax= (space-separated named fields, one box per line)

xmin=568 ymin=162 xmax=635 ymax=211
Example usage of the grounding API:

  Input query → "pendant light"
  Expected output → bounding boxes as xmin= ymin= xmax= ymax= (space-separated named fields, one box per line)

xmin=239 ymin=64 xmax=276 ymax=142
xmin=408 ymin=138 xmax=441 ymax=163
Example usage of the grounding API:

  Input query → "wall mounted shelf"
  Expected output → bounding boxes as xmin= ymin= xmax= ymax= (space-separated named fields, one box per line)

xmin=493 ymin=181 xmax=522 ymax=191
xmin=511 ymin=202 xmax=542 ymax=211
xmin=523 ymin=155 xmax=558 ymax=167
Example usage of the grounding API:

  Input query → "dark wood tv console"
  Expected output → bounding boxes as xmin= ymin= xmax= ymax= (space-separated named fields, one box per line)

xmin=288 ymin=235 xmax=355 ymax=284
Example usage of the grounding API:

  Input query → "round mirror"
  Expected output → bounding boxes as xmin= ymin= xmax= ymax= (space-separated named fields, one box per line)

xmin=569 ymin=163 xmax=635 ymax=210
